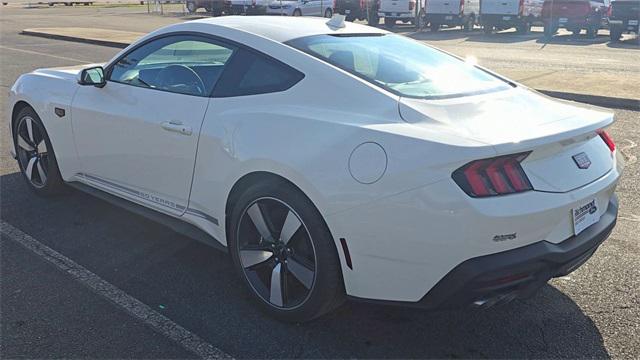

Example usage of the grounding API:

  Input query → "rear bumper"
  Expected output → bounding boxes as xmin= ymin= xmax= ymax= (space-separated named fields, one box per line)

xmin=480 ymin=13 xmax=525 ymax=26
xmin=378 ymin=11 xmax=414 ymax=19
xmin=425 ymin=13 xmax=464 ymax=25
xmin=351 ymin=195 xmax=618 ymax=310
xmin=545 ymin=16 xmax=606 ymax=29
xmin=609 ymin=19 xmax=639 ymax=33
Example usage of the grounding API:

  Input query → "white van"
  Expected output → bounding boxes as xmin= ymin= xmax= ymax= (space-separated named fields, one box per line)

xmin=422 ymin=0 xmax=480 ymax=31
xmin=479 ymin=0 xmax=544 ymax=33
xmin=378 ymin=0 xmax=420 ymax=28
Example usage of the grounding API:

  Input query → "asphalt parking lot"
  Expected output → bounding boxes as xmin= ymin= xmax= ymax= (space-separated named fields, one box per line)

xmin=1 ymin=5 xmax=639 ymax=359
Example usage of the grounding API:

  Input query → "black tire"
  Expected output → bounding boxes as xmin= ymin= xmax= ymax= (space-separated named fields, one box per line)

xmin=570 ymin=27 xmax=581 ymax=36
xmin=324 ymin=7 xmax=332 ymax=17
xmin=516 ymin=21 xmax=531 ymax=34
xmin=384 ymin=17 xmax=395 ymax=28
xmin=483 ymin=23 xmax=492 ymax=34
xmin=228 ymin=180 xmax=345 ymax=322
xmin=610 ymin=27 xmax=622 ymax=42
xmin=186 ymin=1 xmax=197 ymax=13
xmin=13 ymin=106 xmax=66 ymax=196
xmin=416 ymin=10 xmax=426 ymax=30
xmin=292 ymin=8 xmax=302 ymax=16
xmin=463 ymin=17 xmax=474 ymax=32
xmin=367 ymin=12 xmax=379 ymax=26
xmin=346 ymin=14 xmax=355 ymax=21
xmin=543 ymin=23 xmax=556 ymax=39
xmin=586 ymin=25 xmax=598 ymax=38
xmin=430 ymin=22 xmax=440 ymax=32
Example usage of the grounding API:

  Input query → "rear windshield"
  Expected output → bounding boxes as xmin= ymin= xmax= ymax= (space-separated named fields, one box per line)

xmin=286 ymin=34 xmax=511 ymax=99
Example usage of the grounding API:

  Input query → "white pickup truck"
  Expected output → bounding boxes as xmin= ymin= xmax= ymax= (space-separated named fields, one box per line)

xmin=378 ymin=0 xmax=420 ymax=28
xmin=422 ymin=0 xmax=480 ymax=31
xmin=479 ymin=0 xmax=544 ymax=33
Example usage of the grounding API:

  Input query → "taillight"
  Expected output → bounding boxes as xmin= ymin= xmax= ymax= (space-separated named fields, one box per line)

xmin=409 ymin=0 xmax=415 ymax=10
xmin=597 ymin=129 xmax=615 ymax=152
xmin=518 ymin=0 xmax=524 ymax=14
xmin=607 ymin=4 xmax=612 ymax=17
xmin=452 ymin=152 xmax=533 ymax=198
xmin=459 ymin=0 xmax=464 ymax=12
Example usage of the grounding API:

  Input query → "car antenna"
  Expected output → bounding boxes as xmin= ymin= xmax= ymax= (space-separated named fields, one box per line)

xmin=326 ymin=14 xmax=346 ymax=28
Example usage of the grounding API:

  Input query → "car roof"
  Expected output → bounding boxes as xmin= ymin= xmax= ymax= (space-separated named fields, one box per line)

xmin=189 ymin=15 xmax=388 ymax=43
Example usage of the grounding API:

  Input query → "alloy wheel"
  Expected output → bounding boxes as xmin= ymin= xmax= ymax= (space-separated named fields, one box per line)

xmin=15 ymin=116 xmax=49 ymax=188
xmin=236 ymin=197 xmax=317 ymax=309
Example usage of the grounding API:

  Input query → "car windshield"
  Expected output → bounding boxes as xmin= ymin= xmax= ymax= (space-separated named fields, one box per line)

xmin=286 ymin=34 xmax=512 ymax=99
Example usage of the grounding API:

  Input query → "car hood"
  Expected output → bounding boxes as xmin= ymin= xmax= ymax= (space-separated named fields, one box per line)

xmin=398 ymin=87 xmax=613 ymax=154
xmin=32 ymin=63 xmax=104 ymax=82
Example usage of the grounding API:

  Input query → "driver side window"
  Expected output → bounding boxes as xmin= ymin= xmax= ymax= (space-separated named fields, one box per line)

xmin=109 ymin=35 xmax=235 ymax=97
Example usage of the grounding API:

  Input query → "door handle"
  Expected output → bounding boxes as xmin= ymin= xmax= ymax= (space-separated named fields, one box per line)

xmin=161 ymin=121 xmax=192 ymax=136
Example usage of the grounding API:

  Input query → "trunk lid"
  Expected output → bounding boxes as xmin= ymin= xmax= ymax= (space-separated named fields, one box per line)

xmin=542 ymin=0 xmax=591 ymax=18
xmin=480 ymin=0 xmax=520 ymax=15
xmin=398 ymin=87 xmax=615 ymax=193
xmin=425 ymin=0 xmax=461 ymax=14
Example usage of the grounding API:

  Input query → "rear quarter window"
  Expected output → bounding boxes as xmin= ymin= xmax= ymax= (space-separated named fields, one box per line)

xmin=213 ymin=48 xmax=304 ymax=97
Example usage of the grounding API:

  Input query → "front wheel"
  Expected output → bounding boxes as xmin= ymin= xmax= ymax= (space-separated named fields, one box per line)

xmin=13 ymin=106 xmax=66 ymax=196
xmin=324 ymin=7 xmax=332 ymax=17
xmin=228 ymin=180 xmax=345 ymax=322
xmin=483 ymin=23 xmax=493 ymax=34
xmin=586 ymin=25 xmax=598 ymax=38
xmin=292 ymin=8 xmax=302 ymax=16
xmin=430 ymin=22 xmax=440 ymax=32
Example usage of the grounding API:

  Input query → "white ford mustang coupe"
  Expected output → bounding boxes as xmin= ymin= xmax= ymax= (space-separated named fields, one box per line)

xmin=9 ymin=16 xmax=623 ymax=322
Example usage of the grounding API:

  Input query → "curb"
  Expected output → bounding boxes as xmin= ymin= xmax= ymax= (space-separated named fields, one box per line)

xmin=539 ymin=90 xmax=640 ymax=112
xmin=21 ymin=29 xmax=130 ymax=48
xmin=19 ymin=29 xmax=640 ymax=111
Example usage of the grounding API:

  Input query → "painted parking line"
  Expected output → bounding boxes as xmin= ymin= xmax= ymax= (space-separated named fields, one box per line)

xmin=0 ymin=45 xmax=90 ymax=63
xmin=0 ymin=220 xmax=232 ymax=360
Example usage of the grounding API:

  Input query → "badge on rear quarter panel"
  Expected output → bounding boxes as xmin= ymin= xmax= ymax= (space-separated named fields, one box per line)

xmin=572 ymin=152 xmax=591 ymax=169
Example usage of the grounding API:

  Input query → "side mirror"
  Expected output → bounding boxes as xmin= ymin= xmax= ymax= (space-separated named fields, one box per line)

xmin=78 ymin=66 xmax=106 ymax=88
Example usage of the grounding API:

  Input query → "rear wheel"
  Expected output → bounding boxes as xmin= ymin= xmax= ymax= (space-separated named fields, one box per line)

xmin=384 ymin=17 xmax=396 ymax=28
xmin=610 ymin=27 xmax=623 ymax=42
xmin=483 ymin=23 xmax=493 ymax=34
xmin=186 ymin=1 xmax=197 ymax=13
xmin=463 ymin=17 xmax=474 ymax=32
xmin=13 ymin=106 xmax=65 ymax=196
xmin=293 ymin=8 xmax=302 ymax=16
xmin=516 ymin=21 xmax=531 ymax=34
xmin=416 ymin=9 xmax=426 ymax=30
xmin=324 ymin=7 xmax=332 ymax=17
xmin=228 ymin=180 xmax=345 ymax=322
xmin=586 ymin=25 xmax=598 ymax=38
xmin=367 ymin=11 xmax=379 ymax=26
xmin=430 ymin=22 xmax=440 ymax=32
xmin=543 ymin=23 xmax=557 ymax=39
